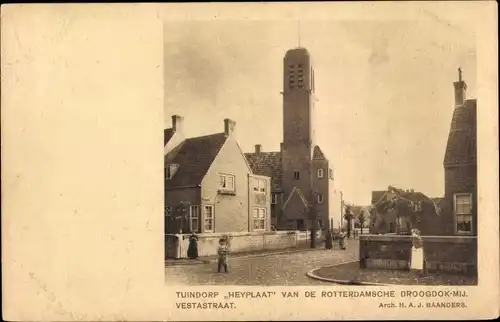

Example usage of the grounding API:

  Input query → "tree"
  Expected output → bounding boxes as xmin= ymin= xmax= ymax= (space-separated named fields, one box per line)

xmin=358 ymin=209 xmax=367 ymax=235
xmin=343 ymin=205 xmax=354 ymax=238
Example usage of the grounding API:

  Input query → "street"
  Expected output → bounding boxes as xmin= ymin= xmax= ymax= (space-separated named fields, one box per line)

xmin=165 ymin=240 xmax=359 ymax=285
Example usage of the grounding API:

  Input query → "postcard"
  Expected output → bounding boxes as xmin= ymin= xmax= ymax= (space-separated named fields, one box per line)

xmin=1 ymin=2 xmax=498 ymax=321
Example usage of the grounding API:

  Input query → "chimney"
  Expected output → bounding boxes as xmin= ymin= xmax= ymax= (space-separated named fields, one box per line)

xmin=171 ymin=115 xmax=183 ymax=132
xmin=255 ymin=144 xmax=262 ymax=154
xmin=453 ymin=67 xmax=467 ymax=108
xmin=410 ymin=189 xmax=414 ymax=193
xmin=224 ymin=118 xmax=236 ymax=136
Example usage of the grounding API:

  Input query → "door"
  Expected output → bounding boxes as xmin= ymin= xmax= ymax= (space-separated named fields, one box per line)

xmin=297 ymin=219 xmax=305 ymax=230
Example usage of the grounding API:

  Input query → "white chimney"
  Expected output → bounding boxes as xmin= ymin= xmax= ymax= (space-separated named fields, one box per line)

xmin=224 ymin=118 xmax=236 ymax=136
xmin=453 ymin=67 xmax=467 ymax=108
xmin=172 ymin=115 xmax=183 ymax=132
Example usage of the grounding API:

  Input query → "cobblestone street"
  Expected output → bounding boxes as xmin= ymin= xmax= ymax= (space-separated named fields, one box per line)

xmin=165 ymin=240 xmax=359 ymax=285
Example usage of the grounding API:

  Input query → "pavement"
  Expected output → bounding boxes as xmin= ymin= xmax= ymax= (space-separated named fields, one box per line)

xmin=308 ymin=260 xmax=478 ymax=286
xmin=165 ymin=239 xmax=359 ymax=285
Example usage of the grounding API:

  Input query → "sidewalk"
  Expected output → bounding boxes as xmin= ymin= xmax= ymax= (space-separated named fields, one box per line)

xmin=307 ymin=261 xmax=478 ymax=286
xmin=165 ymin=243 xmax=325 ymax=266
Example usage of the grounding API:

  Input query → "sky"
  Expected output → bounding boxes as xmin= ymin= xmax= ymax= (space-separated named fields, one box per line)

xmin=163 ymin=19 xmax=476 ymax=205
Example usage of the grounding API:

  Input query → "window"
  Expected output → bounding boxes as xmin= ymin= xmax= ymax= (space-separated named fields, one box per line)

xmin=454 ymin=193 xmax=473 ymax=234
xmin=293 ymin=171 xmax=300 ymax=180
xmin=253 ymin=208 xmax=266 ymax=231
xmin=189 ymin=205 xmax=200 ymax=233
xmin=165 ymin=206 xmax=171 ymax=217
xmin=203 ymin=205 xmax=214 ymax=232
xmin=258 ymin=179 xmax=266 ymax=193
xmin=253 ymin=179 xmax=266 ymax=193
xmin=317 ymin=168 xmax=324 ymax=178
xmin=329 ymin=169 xmax=334 ymax=180
xmin=271 ymin=193 xmax=282 ymax=205
xmin=317 ymin=193 xmax=324 ymax=204
xmin=219 ymin=174 xmax=235 ymax=192
xmin=165 ymin=164 xmax=179 ymax=180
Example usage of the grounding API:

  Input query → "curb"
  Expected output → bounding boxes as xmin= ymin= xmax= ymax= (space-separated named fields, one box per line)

xmin=305 ymin=261 xmax=392 ymax=286
xmin=166 ymin=247 xmax=325 ymax=266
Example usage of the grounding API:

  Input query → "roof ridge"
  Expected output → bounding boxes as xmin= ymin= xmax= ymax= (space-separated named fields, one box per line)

xmin=184 ymin=132 xmax=226 ymax=141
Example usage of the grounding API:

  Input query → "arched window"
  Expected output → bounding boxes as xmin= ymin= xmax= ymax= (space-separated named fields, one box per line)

xmin=317 ymin=168 xmax=324 ymax=178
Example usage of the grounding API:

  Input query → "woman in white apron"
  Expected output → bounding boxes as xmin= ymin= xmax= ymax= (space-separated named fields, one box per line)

xmin=410 ymin=228 xmax=424 ymax=273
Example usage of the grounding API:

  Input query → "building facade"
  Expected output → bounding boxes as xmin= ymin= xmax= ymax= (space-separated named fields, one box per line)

xmin=164 ymin=118 xmax=271 ymax=234
xmin=245 ymin=47 xmax=342 ymax=231
xmin=442 ymin=69 xmax=477 ymax=236
xmin=369 ymin=188 xmax=442 ymax=235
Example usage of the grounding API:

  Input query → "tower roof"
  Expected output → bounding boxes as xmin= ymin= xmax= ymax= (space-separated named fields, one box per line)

xmin=443 ymin=99 xmax=477 ymax=166
xmin=285 ymin=47 xmax=310 ymax=57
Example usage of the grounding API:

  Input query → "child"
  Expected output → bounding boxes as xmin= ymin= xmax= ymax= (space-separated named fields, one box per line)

xmin=217 ymin=238 xmax=229 ymax=273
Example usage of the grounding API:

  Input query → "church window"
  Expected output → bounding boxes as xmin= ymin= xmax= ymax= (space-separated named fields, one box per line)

xmin=293 ymin=171 xmax=300 ymax=180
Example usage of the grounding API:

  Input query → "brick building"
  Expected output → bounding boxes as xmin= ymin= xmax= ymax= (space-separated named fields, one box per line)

xmin=164 ymin=117 xmax=271 ymax=234
xmin=245 ymin=47 xmax=342 ymax=231
xmin=441 ymin=69 xmax=477 ymax=236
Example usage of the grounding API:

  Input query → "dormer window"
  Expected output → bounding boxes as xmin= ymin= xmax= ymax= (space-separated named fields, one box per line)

xmin=165 ymin=164 xmax=179 ymax=180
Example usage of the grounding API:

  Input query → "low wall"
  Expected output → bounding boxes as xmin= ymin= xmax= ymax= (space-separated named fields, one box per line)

xmin=166 ymin=230 xmax=323 ymax=259
xmin=359 ymin=234 xmax=477 ymax=275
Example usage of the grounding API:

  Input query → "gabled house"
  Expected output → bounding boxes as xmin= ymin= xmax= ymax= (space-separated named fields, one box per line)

xmin=442 ymin=69 xmax=477 ymax=236
xmin=164 ymin=117 xmax=271 ymax=234
xmin=369 ymin=187 xmax=442 ymax=235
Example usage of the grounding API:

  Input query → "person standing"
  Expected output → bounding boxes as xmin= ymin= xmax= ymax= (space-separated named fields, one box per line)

xmin=339 ymin=229 xmax=347 ymax=250
xmin=325 ymin=229 xmax=333 ymax=250
xmin=187 ymin=233 xmax=199 ymax=259
xmin=410 ymin=229 xmax=424 ymax=274
xmin=217 ymin=238 xmax=229 ymax=273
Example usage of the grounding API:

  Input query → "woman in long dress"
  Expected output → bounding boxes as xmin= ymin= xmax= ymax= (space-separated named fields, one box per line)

xmin=325 ymin=229 xmax=333 ymax=250
xmin=187 ymin=233 xmax=199 ymax=259
xmin=339 ymin=229 xmax=347 ymax=250
xmin=410 ymin=229 xmax=424 ymax=273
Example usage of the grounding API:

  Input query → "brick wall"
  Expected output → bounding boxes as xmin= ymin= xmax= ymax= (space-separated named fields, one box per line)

xmin=359 ymin=235 xmax=477 ymax=275
xmin=164 ymin=187 xmax=200 ymax=234
xmin=443 ymin=164 xmax=477 ymax=235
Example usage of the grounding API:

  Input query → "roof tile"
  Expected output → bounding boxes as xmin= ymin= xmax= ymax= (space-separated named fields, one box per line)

xmin=165 ymin=133 xmax=228 ymax=188
xmin=244 ymin=152 xmax=283 ymax=182
xmin=444 ymin=99 xmax=477 ymax=166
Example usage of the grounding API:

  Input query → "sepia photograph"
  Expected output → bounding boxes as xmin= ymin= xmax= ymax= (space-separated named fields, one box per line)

xmin=2 ymin=3 xmax=497 ymax=321
xmin=163 ymin=19 xmax=478 ymax=287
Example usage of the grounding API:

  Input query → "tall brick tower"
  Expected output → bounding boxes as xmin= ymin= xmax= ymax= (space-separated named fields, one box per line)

xmin=281 ymin=47 xmax=317 ymax=230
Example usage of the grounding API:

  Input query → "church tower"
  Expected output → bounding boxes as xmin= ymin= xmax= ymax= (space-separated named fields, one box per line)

xmin=281 ymin=47 xmax=317 ymax=229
